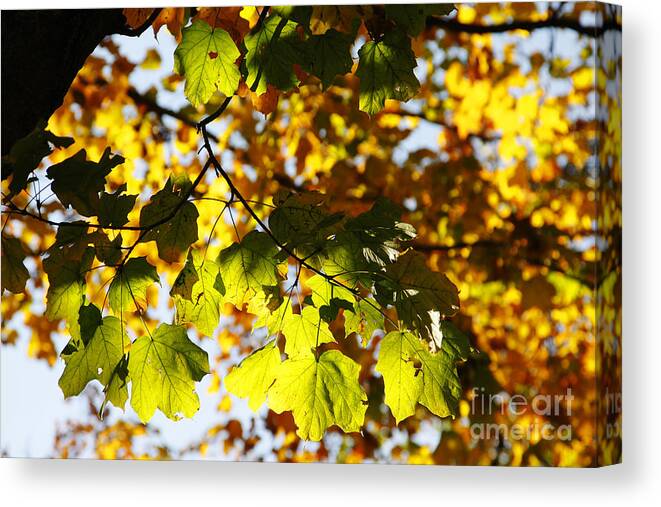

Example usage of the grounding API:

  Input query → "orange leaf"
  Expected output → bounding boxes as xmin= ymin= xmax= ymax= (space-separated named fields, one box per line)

xmin=195 ymin=7 xmax=251 ymax=45
xmin=251 ymin=85 xmax=280 ymax=115
xmin=153 ymin=8 xmax=185 ymax=43
xmin=122 ymin=8 xmax=155 ymax=29
xmin=237 ymin=82 xmax=280 ymax=115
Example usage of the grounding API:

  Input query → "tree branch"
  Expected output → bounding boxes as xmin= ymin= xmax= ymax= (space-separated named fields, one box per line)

xmin=428 ymin=16 xmax=621 ymax=37
xmin=115 ymin=8 xmax=163 ymax=38
xmin=128 ymin=87 xmax=220 ymax=143
xmin=413 ymin=240 xmax=595 ymax=287
xmin=117 ymin=158 xmax=214 ymax=267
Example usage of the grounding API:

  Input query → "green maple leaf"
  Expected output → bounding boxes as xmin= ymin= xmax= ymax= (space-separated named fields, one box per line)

xmin=97 ymin=183 xmax=137 ymax=228
xmin=3 ymin=121 xmax=73 ymax=198
xmin=1 ymin=235 xmax=30 ymax=294
xmin=345 ymin=197 xmax=417 ymax=266
xmin=282 ymin=305 xmax=335 ymax=356
xmin=269 ymin=190 xmax=342 ymax=254
xmin=61 ymin=302 xmax=103 ymax=358
xmin=128 ymin=323 xmax=209 ymax=422
xmin=218 ymin=230 xmax=283 ymax=308
xmin=101 ymin=356 xmax=129 ymax=414
xmin=139 ymin=176 xmax=199 ymax=262
xmin=174 ymin=19 xmax=241 ymax=107
xmin=376 ymin=325 xmax=470 ymax=423
xmin=385 ymin=4 xmax=455 ymax=36
xmin=244 ymin=14 xmax=304 ymax=94
xmin=344 ymin=298 xmax=384 ymax=347
xmin=49 ymin=225 xmax=122 ymax=267
xmin=58 ymin=314 xmax=127 ymax=402
xmin=306 ymin=274 xmax=356 ymax=322
xmin=267 ymin=349 xmax=367 ymax=441
xmin=303 ymin=29 xmax=354 ymax=89
xmin=375 ymin=330 xmax=424 ymax=423
xmin=356 ymin=30 xmax=420 ymax=114
xmin=46 ymin=148 xmax=124 ymax=217
xmin=252 ymin=296 xmax=301 ymax=338
xmin=225 ymin=340 xmax=281 ymax=411
xmin=247 ymin=285 xmax=284 ymax=331
xmin=49 ymin=222 xmax=90 ymax=260
xmin=271 ymin=5 xmax=312 ymax=26
xmin=108 ymin=257 xmax=160 ymax=315
xmin=171 ymin=249 xmax=224 ymax=336
xmin=382 ymin=250 xmax=460 ymax=349
xmin=44 ymin=246 xmax=94 ymax=324
xmin=315 ymin=232 xmax=370 ymax=286
xmin=92 ymin=232 xmax=123 ymax=266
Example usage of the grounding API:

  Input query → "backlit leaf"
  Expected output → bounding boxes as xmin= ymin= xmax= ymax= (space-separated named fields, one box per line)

xmin=225 ymin=340 xmax=281 ymax=411
xmin=345 ymin=197 xmax=417 ymax=266
xmin=46 ymin=148 xmax=124 ymax=217
xmin=1 ymin=235 xmax=30 ymax=294
xmin=59 ymin=314 xmax=127 ymax=402
xmin=244 ymin=15 xmax=303 ymax=94
xmin=377 ymin=326 xmax=469 ymax=422
xmin=128 ymin=323 xmax=209 ymax=422
xmin=139 ymin=176 xmax=199 ymax=262
xmin=174 ymin=19 xmax=241 ymax=107
xmin=382 ymin=250 xmax=460 ymax=349
xmin=218 ymin=230 xmax=283 ymax=308
xmin=282 ymin=305 xmax=335 ymax=356
xmin=3 ymin=121 xmax=73 ymax=198
xmin=171 ymin=249 xmax=223 ymax=336
xmin=356 ymin=29 xmax=420 ymax=114
xmin=267 ymin=349 xmax=367 ymax=441
xmin=303 ymin=29 xmax=354 ymax=90
xmin=97 ymin=183 xmax=137 ymax=228
xmin=108 ymin=257 xmax=159 ymax=315
xmin=344 ymin=298 xmax=384 ymax=347
xmin=385 ymin=4 xmax=455 ymax=36
xmin=44 ymin=246 xmax=94 ymax=324
xmin=375 ymin=330 xmax=424 ymax=423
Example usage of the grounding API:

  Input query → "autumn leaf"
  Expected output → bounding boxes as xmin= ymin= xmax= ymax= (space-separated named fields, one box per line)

xmin=224 ymin=340 xmax=281 ymax=411
xmin=122 ymin=8 xmax=154 ymax=29
xmin=377 ymin=324 xmax=470 ymax=423
xmin=244 ymin=15 xmax=304 ymax=94
xmin=44 ymin=246 xmax=94 ymax=325
xmin=385 ymin=4 xmax=456 ymax=36
xmin=267 ymin=350 xmax=367 ymax=441
xmin=139 ymin=176 xmax=199 ymax=262
xmin=152 ymin=7 xmax=185 ymax=42
xmin=217 ymin=231 xmax=284 ymax=308
xmin=97 ymin=183 xmax=137 ymax=228
xmin=1 ymin=235 xmax=30 ymax=294
xmin=59 ymin=313 xmax=127 ymax=402
xmin=128 ymin=323 xmax=209 ymax=422
xmin=282 ymin=305 xmax=336 ymax=356
xmin=3 ymin=121 xmax=73 ymax=198
xmin=195 ymin=7 xmax=251 ymax=45
xmin=356 ymin=29 xmax=420 ymax=114
xmin=174 ymin=19 xmax=241 ymax=107
xmin=303 ymin=29 xmax=354 ymax=90
xmin=107 ymin=257 xmax=160 ymax=315
xmin=46 ymin=148 xmax=124 ymax=217
xmin=171 ymin=249 xmax=223 ymax=337
xmin=381 ymin=250 xmax=460 ymax=349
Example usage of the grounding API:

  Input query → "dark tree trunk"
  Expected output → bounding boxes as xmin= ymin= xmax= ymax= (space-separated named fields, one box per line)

xmin=1 ymin=9 xmax=126 ymax=176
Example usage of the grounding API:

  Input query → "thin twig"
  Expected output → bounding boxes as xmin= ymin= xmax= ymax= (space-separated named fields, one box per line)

xmin=428 ymin=15 xmax=621 ymax=37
